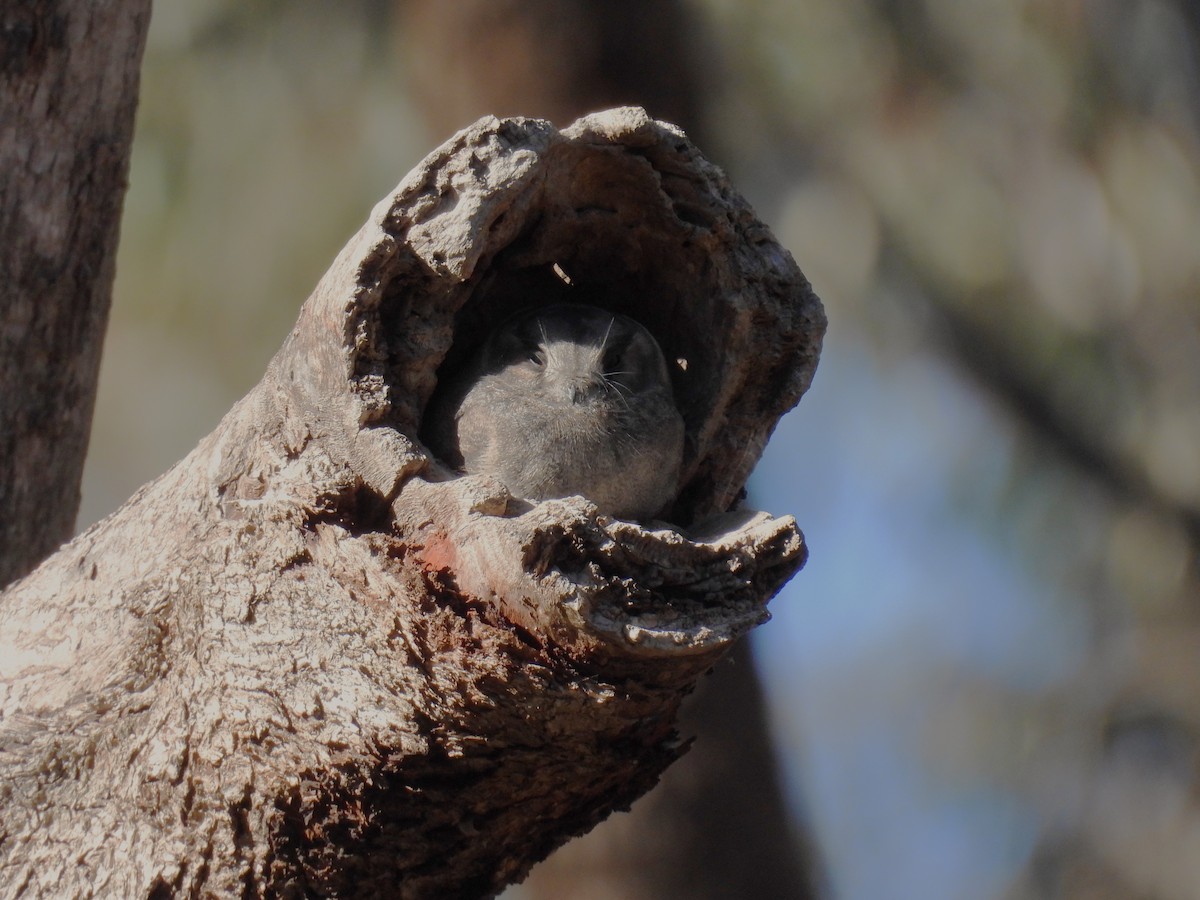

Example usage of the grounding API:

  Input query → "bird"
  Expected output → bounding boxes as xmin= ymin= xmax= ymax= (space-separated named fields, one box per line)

xmin=429 ymin=303 xmax=685 ymax=521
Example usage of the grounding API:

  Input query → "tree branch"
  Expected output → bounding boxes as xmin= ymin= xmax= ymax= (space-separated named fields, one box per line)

xmin=0 ymin=108 xmax=825 ymax=898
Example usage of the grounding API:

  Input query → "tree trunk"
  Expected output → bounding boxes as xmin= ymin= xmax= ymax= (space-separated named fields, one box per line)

xmin=0 ymin=109 xmax=825 ymax=898
xmin=0 ymin=0 xmax=152 ymax=588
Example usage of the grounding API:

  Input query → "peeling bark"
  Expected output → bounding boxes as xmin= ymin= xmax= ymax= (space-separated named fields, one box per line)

xmin=0 ymin=108 xmax=825 ymax=898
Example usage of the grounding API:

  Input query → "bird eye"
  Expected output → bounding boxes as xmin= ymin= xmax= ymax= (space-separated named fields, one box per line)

xmin=602 ymin=346 xmax=623 ymax=372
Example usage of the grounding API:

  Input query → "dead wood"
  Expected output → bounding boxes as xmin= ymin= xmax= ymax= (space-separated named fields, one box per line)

xmin=0 ymin=108 xmax=824 ymax=899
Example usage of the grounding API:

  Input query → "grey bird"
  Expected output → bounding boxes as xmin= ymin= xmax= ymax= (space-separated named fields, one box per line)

xmin=430 ymin=304 xmax=685 ymax=520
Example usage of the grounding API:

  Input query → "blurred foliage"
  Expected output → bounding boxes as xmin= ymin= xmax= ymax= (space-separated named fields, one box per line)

xmin=715 ymin=0 xmax=1200 ymax=896
xmin=82 ymin=0 xmax=1200 ymax=897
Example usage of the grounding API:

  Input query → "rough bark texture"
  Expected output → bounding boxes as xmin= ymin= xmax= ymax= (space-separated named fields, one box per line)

xmin=519 ymin=641 xmax=822 ymax=900
xmin=0 ymin=0 xmax=153 ymax=588
xmin=0 ymin=108 xmax=825 ymax=898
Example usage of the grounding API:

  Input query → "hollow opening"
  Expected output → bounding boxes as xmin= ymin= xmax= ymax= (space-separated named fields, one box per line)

xmin=354 ymin=118 xmax=822 ymax=526
xmin=405 ymin=139 xmax=745 ymax=526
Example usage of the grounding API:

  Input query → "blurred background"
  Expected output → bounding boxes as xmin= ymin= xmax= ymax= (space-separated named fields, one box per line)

xmin=81 ymin=1 xmax=1200 ymax=897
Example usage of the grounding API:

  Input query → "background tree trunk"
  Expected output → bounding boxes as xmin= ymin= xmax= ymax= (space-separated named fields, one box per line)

xmin=0 ymin=109 xmax=824 ymax=898
xmin=0 ymin=0 xmax=152 ymax=587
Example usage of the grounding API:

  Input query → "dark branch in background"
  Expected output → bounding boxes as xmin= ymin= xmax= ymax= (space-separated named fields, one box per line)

xmin=916 ymin=273 xmax=1200 ymax=575
xmin=400 ymin=0 xmax=711 ymax=143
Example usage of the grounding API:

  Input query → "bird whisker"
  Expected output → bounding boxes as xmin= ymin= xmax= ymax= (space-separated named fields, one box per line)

xmin=599 ymin=316 xmax=615 ymax=351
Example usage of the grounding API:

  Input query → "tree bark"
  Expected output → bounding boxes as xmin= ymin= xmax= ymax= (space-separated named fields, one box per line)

xmin=518 ymin=641 xmax=823 ymax=900
xmin=0 ymin=109 xmax=825 ymax=898
xmin=0 ymin=0 xmax=152 ymax=588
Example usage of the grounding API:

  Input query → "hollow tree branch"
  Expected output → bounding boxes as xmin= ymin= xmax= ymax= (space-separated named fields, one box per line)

xmin=0 ymin=108 xmax=825 ymax=899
